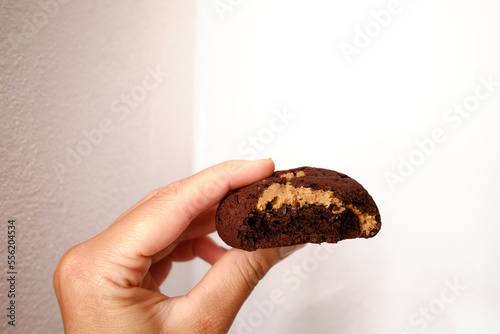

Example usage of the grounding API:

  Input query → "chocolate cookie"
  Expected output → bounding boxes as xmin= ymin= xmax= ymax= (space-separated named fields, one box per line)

xmin=215 ymin=167 xmax=381 ymax=251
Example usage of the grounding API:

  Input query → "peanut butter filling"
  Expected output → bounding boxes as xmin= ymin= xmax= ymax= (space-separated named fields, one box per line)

xmin=256 ymin=174 xmax=378 ymax=236
xmin=256 ymin=183 xmax=345 ymax=214
xmin=345 ymin=205 xmax=379 ymax=236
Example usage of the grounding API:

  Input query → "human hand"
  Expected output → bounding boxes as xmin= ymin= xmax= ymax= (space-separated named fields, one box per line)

xmin=53 ymin=159 xmax=303 ymax=333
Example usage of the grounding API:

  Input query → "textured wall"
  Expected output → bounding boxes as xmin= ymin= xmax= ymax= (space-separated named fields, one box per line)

xmin=0 ymin=1 xmax=195 ymax=333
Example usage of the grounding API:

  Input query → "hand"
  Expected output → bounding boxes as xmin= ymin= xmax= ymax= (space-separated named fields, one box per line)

xmin=53 ymin=159 xmax=302 ymax=333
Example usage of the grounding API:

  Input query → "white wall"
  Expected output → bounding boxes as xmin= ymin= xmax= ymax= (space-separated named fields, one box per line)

xmin=0 ymin=1 xmax=195 ymax=333
xmin=194 ymin=1 xmax=500 ymax=333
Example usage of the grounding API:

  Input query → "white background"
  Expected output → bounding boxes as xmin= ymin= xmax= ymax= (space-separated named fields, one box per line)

xmin=1 ymin=0 xmax=500 ymax=333
xmin=194 ymin=1 xmax=500 ymax=334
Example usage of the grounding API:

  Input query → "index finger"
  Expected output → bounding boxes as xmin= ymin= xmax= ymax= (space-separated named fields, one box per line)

xmin=97 ymin=159 xmax=274 ymax=279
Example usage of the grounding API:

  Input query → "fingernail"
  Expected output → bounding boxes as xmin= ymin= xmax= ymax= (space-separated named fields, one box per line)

xmin=279 ymin=244 xmax=306 ymax=258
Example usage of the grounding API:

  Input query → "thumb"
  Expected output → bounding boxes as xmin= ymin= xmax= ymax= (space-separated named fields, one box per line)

xmin=188 ymin=245 xmax=304 ymax=331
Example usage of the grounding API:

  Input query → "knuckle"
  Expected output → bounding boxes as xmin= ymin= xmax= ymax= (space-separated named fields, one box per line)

xmin=156 ymin=180 xmax=197 ymax=218
xmin=54 ymin=243 xmax=99 ymax=292
xmin=53 ymin=245 xmax=84 ymax=294
xmin=155 ymin=181 xmax=183 ymax=201
xmin=54 ymin=245 xmax=83 ymax=281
